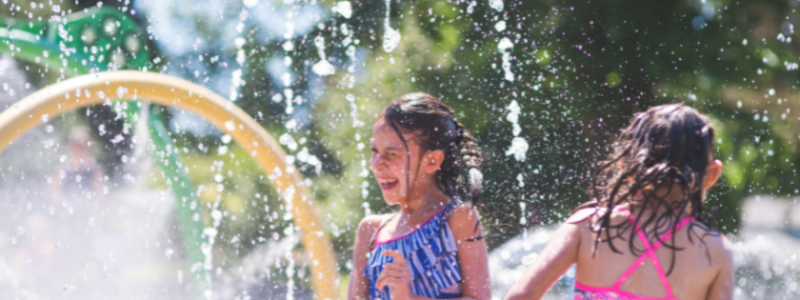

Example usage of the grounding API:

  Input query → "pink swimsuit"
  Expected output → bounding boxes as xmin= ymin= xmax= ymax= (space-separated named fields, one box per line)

xmin=574 ymin=209 xmax=695 ymax=300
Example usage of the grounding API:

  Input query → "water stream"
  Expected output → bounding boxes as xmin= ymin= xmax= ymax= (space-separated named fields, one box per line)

xmin=1 ymin=0 xmax=798 ymax=299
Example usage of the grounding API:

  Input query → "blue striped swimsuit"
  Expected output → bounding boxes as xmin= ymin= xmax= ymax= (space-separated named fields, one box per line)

xmin=366 ymin=203 xmax=462 ymax=300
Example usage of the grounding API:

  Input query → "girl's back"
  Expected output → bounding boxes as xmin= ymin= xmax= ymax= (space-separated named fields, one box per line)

xmin=505 ymin=104 xmax=734 ymax=300
xmin=571 ymin=208 xmax=732 ymax=300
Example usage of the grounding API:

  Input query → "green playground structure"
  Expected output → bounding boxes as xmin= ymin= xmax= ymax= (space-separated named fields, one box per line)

xmin=1 ymin=8 xmax=209 ymax=298
xmin=0 ymin=8 xmax=341 ymax=300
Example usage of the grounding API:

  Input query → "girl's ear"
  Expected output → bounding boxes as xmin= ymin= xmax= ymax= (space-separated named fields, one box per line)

xmin=702 ymin=159 xmax=723 ymax=191
xmin=423 ymin=150 xmax=445 ymax=174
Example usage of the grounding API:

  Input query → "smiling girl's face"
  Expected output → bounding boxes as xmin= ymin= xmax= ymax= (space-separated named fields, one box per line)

xmin=370 ymin=120 xmax=425 ymax=206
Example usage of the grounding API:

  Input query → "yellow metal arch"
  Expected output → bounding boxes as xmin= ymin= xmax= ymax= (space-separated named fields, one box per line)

xmin=0 ymin=71 xmax=338 ymax=300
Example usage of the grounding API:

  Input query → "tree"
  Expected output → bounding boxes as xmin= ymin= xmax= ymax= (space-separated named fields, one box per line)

xmin=6 ymin=0 xmax=799 ymax=261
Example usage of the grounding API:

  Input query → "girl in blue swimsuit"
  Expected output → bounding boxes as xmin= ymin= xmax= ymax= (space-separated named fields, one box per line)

xmin=347 ymin=93 xmax=491 ymax=300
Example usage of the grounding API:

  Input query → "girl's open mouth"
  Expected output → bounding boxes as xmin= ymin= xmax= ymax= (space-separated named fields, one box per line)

xmin=378 ymin=179 xmax=399 ymax=191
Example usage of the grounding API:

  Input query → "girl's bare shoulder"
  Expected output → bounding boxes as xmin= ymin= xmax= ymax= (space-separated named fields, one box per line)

xmin=564 ymin=207 xmax=616 ymax=226
xmin=687 ymin=223 xmax=733 ymax=262
xmin=565 ymin=206 xmax=632 ymax=236
xmin=447 ymin=202 xmax=482 ymax=233
xmin=356 ymin=214 xmax=391 ymax=236
xmin=566 ymin=207 xmax=596 ymax=225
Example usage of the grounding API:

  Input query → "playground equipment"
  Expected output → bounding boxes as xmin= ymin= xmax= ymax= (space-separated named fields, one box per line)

xmin=0 ymin=8 xmax=147 ymax=75
xmin=0 ymin=8 xmax=338 ymax=300
xmin=0 ymin=12 xmax=214 ymax=294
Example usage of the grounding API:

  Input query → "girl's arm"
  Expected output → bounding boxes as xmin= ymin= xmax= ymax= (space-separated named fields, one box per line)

xmin=503 ymin=217 xmax=583 ymax=300
xmin=704 ymin=235 xmax=734 ymax=300
xmin=448 ymin=203 xmax=491 ymax=300
xmin=348 ymin=215 xmax=384 ymax=300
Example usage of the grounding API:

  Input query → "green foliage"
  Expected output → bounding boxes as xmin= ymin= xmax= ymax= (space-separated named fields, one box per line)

xmin=131 ymin=0 xmax=800 ymax=250
xmin=293 ymin=0 xmax=800 ymax=246
xmin=172 ymin=134 xmax=292 ymax=260
xmin=8 ymin=0 xmax=800 ymax=267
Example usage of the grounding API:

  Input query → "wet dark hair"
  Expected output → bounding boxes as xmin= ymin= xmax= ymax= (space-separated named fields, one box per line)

xmin=576 ymin=103 xmax=718 ymax=274
xmin=377 ymin=92 xmax=483 ymax=207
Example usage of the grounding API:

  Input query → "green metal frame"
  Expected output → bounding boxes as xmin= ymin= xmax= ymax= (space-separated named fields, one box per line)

xmin=0 ymin=8 xmax=208 ymax=299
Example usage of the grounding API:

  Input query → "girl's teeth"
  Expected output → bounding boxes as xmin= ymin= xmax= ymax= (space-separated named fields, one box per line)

xmin=379 ymin=180 xmax=398 ymax=190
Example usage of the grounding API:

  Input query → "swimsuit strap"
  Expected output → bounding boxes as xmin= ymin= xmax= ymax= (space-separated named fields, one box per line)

xmin=370 ymin=203 xmax=451 ymax=250
xmin=370 ymin=213 xmax=398 ymax=250
xmin=612 ymin=208 xmax=695 ymax=299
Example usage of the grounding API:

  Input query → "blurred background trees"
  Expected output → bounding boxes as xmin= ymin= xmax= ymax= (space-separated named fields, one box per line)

xmin=3 ymin=0 xmax=799 ymax=269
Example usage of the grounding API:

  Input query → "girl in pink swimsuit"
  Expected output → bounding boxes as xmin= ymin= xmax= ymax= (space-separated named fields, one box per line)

xmin=504 ymin=104 xmax=734 ymax=300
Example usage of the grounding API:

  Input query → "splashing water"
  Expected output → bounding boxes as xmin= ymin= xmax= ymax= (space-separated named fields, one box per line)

xmin=505 ymin=100 xmax=528 ymax=162
xmin=295 ymin=147 xmax=322 ymax=174
xmin=505 ymin=100 xmax=522 ymax=137
xmin=383 ymin=28 xmax=401 ymax=53
xmin=285 ymin=242 xmax=296 ymax=300
xmin=243 ymin=0 xmax=258 ymax=8
xmin=498 ymin=37 xmax=515 ymax=82
xmin=10 ymin=0 xmax=800 ymax=299
xmin=281 ymin=8 xmax=297 ymax=114
xmin=337 ymin=13 xmax=370 ymax=200
xmin=332 ymin=1 xmax=352 ymax=19
xmin=469 ymin=168 xmax=484 ymax=191
xmin=280 ymin=186 xmax=297 ymax=300
xmin=198 ymin=173 xmax=230 ymax=298
xmin=491 ymin=0 xmax=507 ymax=36
xmin=489 ymin=0 xmax=504 ymax=11
xmin=312 ymin=36 xmax=335 ymax=76
xmin=495 ymin=20 xmax=507 ymax=32
xmin=382 ymin=0 xmax=401 ymax=52
xmin=491 ymin=0 xmax=513 ymax=82
xmin=506 ymin=138 xmax=529 ymax=162
xmin=229 ymin=0 xmax=252 ymax=102
xmin=344 ymin=44 xmax=357 ymax=86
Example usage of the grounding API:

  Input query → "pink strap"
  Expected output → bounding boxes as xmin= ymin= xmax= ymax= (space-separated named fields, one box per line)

xmin=612 ymin=208 xmax=694 ymax=299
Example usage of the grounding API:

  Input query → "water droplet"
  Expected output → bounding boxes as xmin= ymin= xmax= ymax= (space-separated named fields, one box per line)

xmin=489 ymin=0 xmax=504 ymax=11
xmin=332 ymin=1 xmax=352 ymax=18
xmin=110 ymin=134 xmax=125 ymax=144
xmin=382 ymin=0 xmax=401 ymax=52
xmin=279 ymin=133 xmax=298 ymax=151
xmin=312 ymin=61 xmax=335 ymax=76
xmin=243 ymin=0 xmax=259 ymax=8
xmin=494 ymin=21 xmax=506 ymax=32
xmin=383 ymin=27 xmax=401 ymax=52
xmin=505 ymin=137 xmax=529 ymax=162
xmin=116 ymin=86 xmax=128 ymax=98
xmin=498 ymin=38 xmax=515 ymax=81
xmin=312 ymin=36 xmax=335 ymax=76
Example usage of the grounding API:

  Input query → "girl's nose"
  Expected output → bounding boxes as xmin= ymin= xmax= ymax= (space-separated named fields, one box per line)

xmin=370 ymin=155 xmax=387 ymax=170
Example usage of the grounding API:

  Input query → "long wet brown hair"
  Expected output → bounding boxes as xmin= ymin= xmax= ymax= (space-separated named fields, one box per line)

xmin=378 ymin=92 xmax=483 ymax=206
xmin=576 ymin=103 xmax=718 ymax=274
xmin=376 ymin=92 xmax=484 ymax=237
